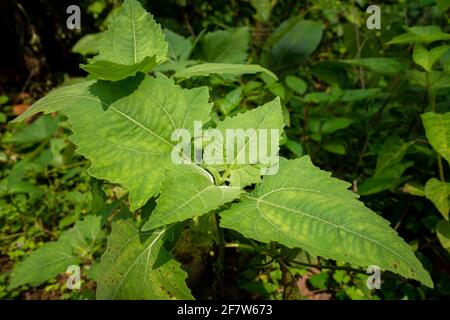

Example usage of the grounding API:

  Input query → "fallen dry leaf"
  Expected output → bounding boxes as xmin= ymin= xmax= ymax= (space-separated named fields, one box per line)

xmin=12 ymin=104 xmax=29 ymax=116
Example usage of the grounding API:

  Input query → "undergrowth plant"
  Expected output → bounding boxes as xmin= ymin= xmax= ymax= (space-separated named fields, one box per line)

xmin=8 ymin=0 xmax=434 ymax=299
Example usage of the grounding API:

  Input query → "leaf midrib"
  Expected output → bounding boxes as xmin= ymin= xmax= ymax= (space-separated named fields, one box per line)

xmin=244 ymin=190 xmax=419 ymax=274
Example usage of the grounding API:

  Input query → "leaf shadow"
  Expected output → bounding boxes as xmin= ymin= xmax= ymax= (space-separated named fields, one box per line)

xmin=88 ymin=73 xmax=145 ymax=110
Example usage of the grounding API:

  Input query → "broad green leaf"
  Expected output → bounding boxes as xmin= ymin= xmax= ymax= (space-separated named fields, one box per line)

xmin=142 ymin=165 xmax=242 ymax=231
xmin=267 ymin=18 xmax=323 ymax=70
xmin=81 ymin=56 xmax=158 ymax=81
xmin=284 ymin=140 xmax=303 ymax=157
xmin=220 ymin=157 xmax=433 ymax=288
xmin=198 ymin=27 xmax=249 ymax=64
xmin=436 ymin=220 xmax=450 ymax=253
xmin=359 ymin=137 xmax=413 ymax=195
xmin=217 ymin=87 xmax=242 ymax=115
xmin=388 ymin=26 xmax=450 ymax=45
xmin=82 ymin=0 xmax=168 ymax=80
xmin=340 ymin=58 xmax=409 ymax=74
xmin=96 ymin=219 xmax=193 ymax=299
xmin=374 ymin=137 xmax=412 ymax=176
xmin=425 ymin=178 xmax=449 ymax=220
xmin=413 ymin=45 xmax=450 ymax=72
xmin=422 ymin=112 xmax=450 ymax=165
xmin=11 ymin=80 xmax=96 ymax=123
xmin=212 ymin=97 xmax=285 ymax=187
xmin=164 ymin=29 xmax=193 ymax=63
xmin=72 ymin=32 xmax=104 ymax=56
xmin=174 ymin=63 xmax=277 ymax=80
xmin=4 ymin=115 xmax=60 ymax=144
xmin=65 ymin=74 xmax=212 ymax=210
xmin=323 ymin=141 xmax=346 ymax=155
xmin=321 ymin=118 xmax=353 ymax=134
xmin=8 ymin=241 xmax=79 ymax=290
xmin=285 ymin=75 xmax=307 ymax=95
xmin=60 ymin=215 xmax=105 ymax=256
xmin=408 ymin=69 xmax=450 ymax=89
xmin=437 ymin=0 xmax=450 ymax=13
xmin=95 ymin=0 xmax=167 ymax=64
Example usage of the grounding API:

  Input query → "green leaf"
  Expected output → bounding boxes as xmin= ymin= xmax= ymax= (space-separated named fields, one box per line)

xmin=212 ymin=97 xmax=285 ymax=187
xmin=198 ymin=27 xmax=249 ymax=64
xmin=11 ymin=80 xmax=96 ymax=123
xmin=96 ymin=219 xmax=193 ymax=299
xmin=60 ymin=215 xmax=105 ymax=256
xmin=142 ymin=165 xmax=242 ymax=231
xmin=425 ymin=178 xmax=449 ymax=220
xmin=321 ymin=118 xmax=353 ymax=134
xmin=413 ymin=45 xmax=450 ymax=72
xmin=437 ymin=0 xmax=450 ymax=13
xmin=340 ymin=58 xmax=409 ymax=74
xmin=422 ymin=112 xmax=450 ymax=165
xmin=304 ymin=92 xmax=331 ymax=104
xmin=323 ymin=141 xmax=346 ymax=155
xmin=359 ymin=136 xmax=413 ymax=195
xmin=408 ymin=69 xmax=450 ymax=89
xmin=388 ymin=26 xmax=450 ymax=45
xmin=284 ymin=140 xmax=303 ymax=157
xmin=220 ymin=157 xmax=433 ymax=288
xmin=217 ymin=87 xmax=242 ymax=115
xmin=83 ymin=0 xmax=168 ymax=80
xmin=81 ymin=56 xmax=158 ymax=81
xmin=267 ymin=18 xmax=323 ymax=70
xmin=164 ymin=29 xmax=192 ymax=63
xmin=4 ymin=115 xmax=60 ymax=144
xmin=8 ymin=241 xmax=79 ymax=290
xmin=65 ymin=74 xmax=212 ymax=211
xmin=0 ymin=95 xmax=9 ymax=105
xmin=72 ymin=32 xmax=104 ymax=56
xmin=436 ymin=220 xmax=450 ymax=253
xmin=174 ymin=63 xmax=277 ymax=80
xmin=285 ymin=75 xmax=307 ymax=95
xmin=341 ymin=88 xmax=380 ymax=102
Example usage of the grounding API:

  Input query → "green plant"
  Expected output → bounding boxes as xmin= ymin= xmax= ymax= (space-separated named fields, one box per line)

xmin=8 ymin=0 xmax=435 ymax=299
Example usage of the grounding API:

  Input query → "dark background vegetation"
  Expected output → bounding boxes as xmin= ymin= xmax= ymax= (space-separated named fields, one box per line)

xmin=1 ymin=0 xmax=450 ymax=300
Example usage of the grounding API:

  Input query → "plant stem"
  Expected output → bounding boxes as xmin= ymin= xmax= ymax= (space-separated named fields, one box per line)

xmin=213 ymin=213 xmax=225 ymax=271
